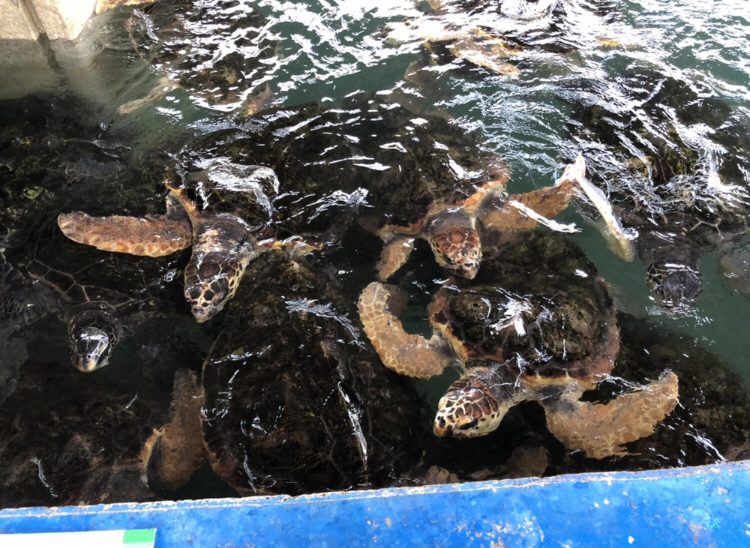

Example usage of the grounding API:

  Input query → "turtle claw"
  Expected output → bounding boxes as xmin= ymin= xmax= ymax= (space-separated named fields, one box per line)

xmin=544 ymin=370 xmax=679 ymax=459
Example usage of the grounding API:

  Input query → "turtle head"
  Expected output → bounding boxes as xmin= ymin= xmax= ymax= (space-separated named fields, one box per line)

xmin=184 ymin=219 xmax=259 ymax=323
xmin=184 ymin=252 xmax=247 ymax=322
xmin=67 ymin=304 xmax=121 ymax=373
xmin=433 ymin=366 xmax=518 ymax=438
xmin=646 ymin=260 xmax=702 ymax=312
xmin=428 ymin=227 xmax=482 ymax=279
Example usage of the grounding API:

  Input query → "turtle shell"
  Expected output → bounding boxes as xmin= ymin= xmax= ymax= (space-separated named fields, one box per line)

xmin=126 ymin=0 xmax=278 ymax=107
xmin=201 ymin=251 xmax=426 ymax=495
xmin=563 ymin=65 xmax=750 ymax=306
xmin=429 ymin=230 xmax=617 ymax=380
xmin=0 ymin=361 xmax=165 ymax=508
xmin=172 ymin=98 xmax=505 ymax=241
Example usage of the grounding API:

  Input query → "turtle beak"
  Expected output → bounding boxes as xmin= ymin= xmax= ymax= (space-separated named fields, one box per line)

xmin=69 ymin=327 xmax=113 ymax=373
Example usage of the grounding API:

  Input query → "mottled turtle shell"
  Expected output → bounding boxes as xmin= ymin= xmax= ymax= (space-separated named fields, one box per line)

xmin=429 ymin=231 xmax=617 ymax=381
xmin=201 ymin=252 xmax=425 ymax=495
xmin=0 ymin=361 xmax=164 ymax=508
xmin=173 ymin=98 xmax=505 ymax=241
xmin=127 ymin=0 xmax=278 ymax=106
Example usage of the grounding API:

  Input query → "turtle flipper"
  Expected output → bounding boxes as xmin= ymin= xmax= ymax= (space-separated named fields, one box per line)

xmin=480 ymin=182 xmax=579 ymax=232
xmin=358 ymin=282 xmax=450 ymax=378
xmin=58 ymin=212 xmax=192 ymax=257
xmin=377 ymin=237 xmax=416 ymax=281
xmin=562 ymin=156 xmax=637 ymax=262
xmin=542 ymin=370 xmax=679 ymax=459
xmin=147 ymin=370 xmax=206 ymax=491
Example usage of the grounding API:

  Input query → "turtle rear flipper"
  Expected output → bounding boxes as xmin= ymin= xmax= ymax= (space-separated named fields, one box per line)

xmin=358 ymin=281 xmax=451 ymax=378
xmin=542 ymin=370 xmax=679 ymax=459
xmin=58 ymin=211 xmax=192 ymax=257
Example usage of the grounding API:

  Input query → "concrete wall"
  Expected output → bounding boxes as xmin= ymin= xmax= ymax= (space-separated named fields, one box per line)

xmin=3 ymin=0 xmax=97 ymax=41
xmin=0 ymin=0 xmax=98 ymax=98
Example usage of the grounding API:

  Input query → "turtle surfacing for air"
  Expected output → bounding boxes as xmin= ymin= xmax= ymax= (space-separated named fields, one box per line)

xmin=58 ymin=163 xmax=315 ymax=323
xmin=371 ymin=155 xmax=634 ymax=282
xmin=359 ymin=231 xmax=678 ymax=459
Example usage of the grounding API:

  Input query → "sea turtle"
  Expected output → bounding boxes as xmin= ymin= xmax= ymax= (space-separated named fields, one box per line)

xmin=57 ymin=161 xmax=319 ymax=323
xmin=0 ymin=361 xmax=205 ymax=507
xmin=562 ymin=65 xmax=750 ymax=310
xmin=1 ymin=212 xmax=194 ymax=373
xmin=200 ymin=251 xmax=426 ymax=495
xmin=358 ymin=230 xmax=678 ymax=458
xmin=380 ymin=0 xmax=626 ymax=81
xmin=111 ymin=0 xmax=277 ymax=115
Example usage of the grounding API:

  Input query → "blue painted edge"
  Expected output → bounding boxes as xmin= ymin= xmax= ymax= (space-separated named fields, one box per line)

xmin=1 ymin=462 xmax=748 ymax=547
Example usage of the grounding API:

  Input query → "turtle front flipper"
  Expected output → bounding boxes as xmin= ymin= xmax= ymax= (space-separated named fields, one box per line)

xmin=58 ymin=211 xmax=192 ymax=257
xmin=561 ymin=156 xmax=637 ymax=262
xmin=377 ymin=236 xmax=416 ymax=281
xmin=542 ymin=370 xmax=679 ymax=459
xmin=434 ymin=365 xmax=527 ymax=437
xmin=358 ymin=282 xmax=450 ymax=378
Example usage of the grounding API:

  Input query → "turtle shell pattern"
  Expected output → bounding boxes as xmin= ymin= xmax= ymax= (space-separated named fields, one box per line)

xmin=430 ymin=230 xmax=617 ymax=382
xmin=201 ymin=252 xmax=425 ymax=495
xmin=173 ymin=98 xmax=506 ymax=242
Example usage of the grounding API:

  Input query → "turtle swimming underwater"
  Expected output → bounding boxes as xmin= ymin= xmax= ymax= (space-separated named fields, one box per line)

xmin=562 ymin=65 xmax=750 ymax=310
xmin=1 ymin=215 xmax=192 ymax=372
xmin=380 ymin=0 xmax=626 ymax=80
xmin=358 ymin=230 xmax=678 ymax=459
xmin=112 ymin=0 xmax=277 ymax=115
xmin=200 ymin=251 xmax=426 ymax=495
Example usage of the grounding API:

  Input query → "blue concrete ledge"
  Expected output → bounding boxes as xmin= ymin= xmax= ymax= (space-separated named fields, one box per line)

xmin=1 ymin=462 xmax=749 ymax=546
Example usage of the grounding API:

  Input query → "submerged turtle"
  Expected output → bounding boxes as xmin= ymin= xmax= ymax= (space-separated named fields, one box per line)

xmin=359 ymin=230 xmax=678 ymax=458
xmin=0 ymin=361 xmax=204 ymax=508
xmin=113 ymin=0 xmax=277 ymax=114
xmin=381 ymin=0 xmax=626 ymax=81
xmin=200 ymin=251 xmax=425 ymax=495
xmin=562 ymin=66 xmax=750 ymax=310
xmin=1 ymin=214 xmax=192 ymax=373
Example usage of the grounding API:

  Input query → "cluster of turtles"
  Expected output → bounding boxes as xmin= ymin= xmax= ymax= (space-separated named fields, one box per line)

xmin=1 ymin=0 xmax=749 ymax=507
xmin=559 ymin=65 xmax=750 ymax=310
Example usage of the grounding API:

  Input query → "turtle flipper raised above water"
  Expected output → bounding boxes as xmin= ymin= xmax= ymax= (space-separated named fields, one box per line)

xmin=359 ymin=231 xmax=677 ymax=458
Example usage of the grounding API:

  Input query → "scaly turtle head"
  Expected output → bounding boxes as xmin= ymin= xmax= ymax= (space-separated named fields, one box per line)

xmin=182 ymin=214 xmax=260 ymax=323
xmin=428 ymin=226 xmax=482 ymax=279
xmin=646 ymin=260 xmax=702 ymax=312
xmin=66 ymin=304 xmax=122 ymax=373
xmin=433 ymin=364 xmax=521 ymax=437
xmin=184 ymin=251 xmax=248 ymax=322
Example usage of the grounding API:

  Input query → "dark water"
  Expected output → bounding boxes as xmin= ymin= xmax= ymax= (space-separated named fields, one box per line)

xmin=1 ymin=0 xmax=750 ymax=507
